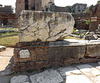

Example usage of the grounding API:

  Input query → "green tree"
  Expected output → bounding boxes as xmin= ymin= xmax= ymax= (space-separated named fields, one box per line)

xmin=97 ymin=0 xmax=100 ymax=4
xmin=83 ymin=5 xmax=93 ymax=13
xmin=66 ymin=6 xmax=73 ymax=13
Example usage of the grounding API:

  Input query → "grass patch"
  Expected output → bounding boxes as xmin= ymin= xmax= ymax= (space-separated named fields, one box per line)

xmin=0 ymin=27 xmax=83 ymax=47
xmin=0 ymin=27 xmax=18 ymax=31
xmin=64 ymin=35 xmax=83 ymax=40
xmin=0 ymin=32 xmax=19 ymax=47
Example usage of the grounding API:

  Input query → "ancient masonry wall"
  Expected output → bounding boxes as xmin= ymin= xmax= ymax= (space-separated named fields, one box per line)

xmin=13 ymin=41 xmax=100 ymax=72
xmin=13 ymin=10 xmax=100 ymax=72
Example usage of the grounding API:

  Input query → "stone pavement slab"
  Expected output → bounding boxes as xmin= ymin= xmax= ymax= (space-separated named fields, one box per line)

xmin=30 ymin=69 xmax=63 ymax=83
xmin=77 ymin=64 xmax=100 ymax=76
xmin=58 ymin=66 xmax=92 ymax=83
xmin=66 ymin=75 xmax=92 ymax=83
xmin=0 ymin=76 xmax=12 ymax=83
xmin=77 ymin=64 xmax=100 ymax=83
xmin=10 ymin=63 xmax=100 ymax=83
xmin=58 ymin=66 xmax=81 ymax=77
xmin=10 ymin=75 xmax=29 ymax=83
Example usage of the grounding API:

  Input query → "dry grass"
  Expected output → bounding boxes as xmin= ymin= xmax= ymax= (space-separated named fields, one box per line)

xmin=0 ymin=32 xmax=19 ymax=47
xmin=0 ymin=27 xmax=82 ymax=47
xmin=64 ymin=35 xmax=83 ymax=40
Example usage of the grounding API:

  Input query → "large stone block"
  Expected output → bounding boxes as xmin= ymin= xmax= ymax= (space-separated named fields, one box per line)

xmin=10 ymin=75 xmax=29 ymax=83
xmin=19 ymin=10 xmax=74 ymax=42
xmin=87 ymin=44 xmax=100 ymax=57
xmin=30 ymin=69 xmax=63 ymax=83
xmin=49 ymin=46 xmax=85 ymax=59
xmin=49 ymin=41 xmax=86 ymax=59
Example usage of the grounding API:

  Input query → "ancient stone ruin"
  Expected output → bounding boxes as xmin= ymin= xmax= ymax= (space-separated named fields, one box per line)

xmin=13 ymin=10 xmax=100 ymax=72
xmin=18 ymin=10 xmax=74 ymax=42
xmin=13 ymin=10 xmax=75 ymax=71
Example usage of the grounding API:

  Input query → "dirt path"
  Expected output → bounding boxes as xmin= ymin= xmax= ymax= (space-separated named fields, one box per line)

xmin=0 ymin=48 xmax=13 ymax=57
xmin=0 ymin=48 xmax=14 ymax=83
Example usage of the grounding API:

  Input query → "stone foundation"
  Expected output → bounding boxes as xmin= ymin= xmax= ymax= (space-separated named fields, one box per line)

xmin=13 ymin=40 xmax=100 ymax=72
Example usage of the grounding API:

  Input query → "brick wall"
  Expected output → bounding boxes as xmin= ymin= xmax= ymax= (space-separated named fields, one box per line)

xmin=89 ymin=4 xmax=100 ymax=31
xmin=13 ymin=41 xmax=100 ymax=72
xmin=0 ymin=13 xmax=17 ymax=27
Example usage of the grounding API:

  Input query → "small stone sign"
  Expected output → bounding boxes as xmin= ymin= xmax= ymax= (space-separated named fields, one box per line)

xmin=19 ymin=49 xmax=30 ymax=58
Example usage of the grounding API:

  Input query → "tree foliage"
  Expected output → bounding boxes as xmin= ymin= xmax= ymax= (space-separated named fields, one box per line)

xmin=66 ymin=6 xmax=73 ymax=13
xmin=83 ymin=5 xmax=93 ymax=13
xmin=97 ymin=0 xmax=100 ymax=4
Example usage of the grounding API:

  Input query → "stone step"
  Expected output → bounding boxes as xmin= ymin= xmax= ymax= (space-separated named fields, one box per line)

xmin=0 ymin=46 xmax=6 ymax=52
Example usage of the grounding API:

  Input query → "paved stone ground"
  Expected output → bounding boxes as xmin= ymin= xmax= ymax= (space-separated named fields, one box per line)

xmin=0 ymin=48 xmax=14 ymax=83
xmin=10 ymin=62 xmax=100 ymax=83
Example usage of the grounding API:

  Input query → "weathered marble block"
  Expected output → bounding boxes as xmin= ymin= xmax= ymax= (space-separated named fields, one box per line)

xmin=18 ymin=10 xmax=75 ymax=42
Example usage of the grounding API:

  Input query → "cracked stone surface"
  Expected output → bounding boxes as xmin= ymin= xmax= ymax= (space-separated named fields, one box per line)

xmin=30 ymin=69 xmax=63 ymax=83
xmin=10 ymin=75 xmax=29 ymax=83
xmin=19 ymin=10 xmax=74 ymax=42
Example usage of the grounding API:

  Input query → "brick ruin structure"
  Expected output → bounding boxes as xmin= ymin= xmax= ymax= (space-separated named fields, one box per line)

xmin=0 ymin=14 xmax=16 ymax=27
xmin=16 ymin=0 xmax=54 ymax=17
xmin=73 ymin=3 xmax=100 ymax=31
xmin=73 ymin=13 xmax=90 ymax=30
xmin=16 ymin=0 xmax=69 ymax=17
xmin=0 ymin=5 xmax=17 ymax=27
xmin=89 ymin=4 xmax=100 ymax=31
